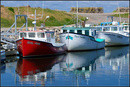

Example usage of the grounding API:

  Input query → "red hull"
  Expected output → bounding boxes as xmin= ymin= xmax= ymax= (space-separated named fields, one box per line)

xmin=16 ymin=38 xmax=66 ymax=57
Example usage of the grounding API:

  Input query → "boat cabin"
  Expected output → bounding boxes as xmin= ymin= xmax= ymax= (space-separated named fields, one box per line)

xmin=61 ymin=27 xmax=97 ymax=37
xmin=95 ymin=25 xmax=125 ymax=32
xmin=19 ymin=31 xmax=55 ymax=43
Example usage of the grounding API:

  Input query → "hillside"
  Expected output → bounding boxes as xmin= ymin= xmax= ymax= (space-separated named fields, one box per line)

xmin=111 ymin=13 xmax=129 ymax=18
xmin=1 ymin=6 xmax=85 ymax=28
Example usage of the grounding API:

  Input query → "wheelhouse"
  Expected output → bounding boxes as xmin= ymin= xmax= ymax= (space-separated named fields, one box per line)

xmin=61 ymin=27 xmax=97 ymax=37
xmin=19 ymin=31 xmax=55 ymax=42
xmin=95 ymin=25 xmax=124 ymax=32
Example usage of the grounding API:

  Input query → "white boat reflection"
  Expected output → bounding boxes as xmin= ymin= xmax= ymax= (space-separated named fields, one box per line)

xmin=60 ymin=49 xmax=105 ymax=71
xmin=59 ymin=46 xmax=129 ymax=86
xmin=96 ymin=46 xmax=129 ymax=71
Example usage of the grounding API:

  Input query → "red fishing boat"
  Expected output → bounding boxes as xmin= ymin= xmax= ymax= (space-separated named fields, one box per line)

xmin=16 ymin=30 xmax=66 ymax=57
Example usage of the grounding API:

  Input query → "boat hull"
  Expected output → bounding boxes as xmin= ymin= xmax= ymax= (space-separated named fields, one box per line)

xmin=1 ymin=50 xmax=6 ymax=63
xmin=60 ymin=33 xmax=105 ymax=51
xmin=98 ymin=32 xmax=129 ymax=46
xmin=16 ymin=38 xmax=66 ymax=57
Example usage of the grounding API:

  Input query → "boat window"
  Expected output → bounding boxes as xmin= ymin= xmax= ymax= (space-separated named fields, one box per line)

xmin=46 ymin=33 xmax=51 ymax=42
xmin=37 ymin=33 xmax=45 ymax=38
xmin=111 ymin=27 xmax=117 ymax=31
xmin=69 ymin=30 xmax=74 ymax=33
xmin=51 ymin=33 xmax=54 ymax=38
xmin=119 ymin=27 xmax=122 ymax=31
xmin=94 ymin=30 xmax=96 ymax=35
xmin=77 ymin=30 xmax=82 ymax=34
xmin=85 ymin=30 xmax=89 ymax=36
xmin=125 ymin=26 xmax=128 ymax=30
xmin=28 ymin=33 xmax=35 ymax=38
xmin=96 ymin=27 xmax=102 ymax=31
xmin=20 ymin=33 xmax=26 ymax=38
xmin=103 ymin=27 xmax=110 ymax=31
xmin=63 ymin=30 xmax=67 ymax=33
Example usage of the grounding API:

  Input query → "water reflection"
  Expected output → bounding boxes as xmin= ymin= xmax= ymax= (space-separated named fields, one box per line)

xmin=1 ymin=63 xmax=6 ymax=73
xmin=15 ymin=55 xmax=65 ymax=85
xmin=60 ymin=49 xmax=105 ymax=71
xmin=96 ymin=46 xmax=129 ymax=72
xmin=59 ymin=49 xmax=105 ymax=85
xmin=14 ymin=46 xmax=129 ymax=86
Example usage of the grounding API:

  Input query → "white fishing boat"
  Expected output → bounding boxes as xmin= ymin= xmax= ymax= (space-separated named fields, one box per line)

xmin=60 ymin=27 xmax=105 ymax=51
xmin=96 ymin=22 xmax=129 ymax=46
xmin=60 ymin=1 xmax=105 ymax=51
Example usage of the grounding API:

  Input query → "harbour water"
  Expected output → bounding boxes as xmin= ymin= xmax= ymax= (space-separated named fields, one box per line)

xmin=1 ymin=46 xmax=129 ymax=86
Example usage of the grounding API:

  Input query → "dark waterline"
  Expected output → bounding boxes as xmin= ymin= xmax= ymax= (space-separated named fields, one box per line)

xmin=1 ymin=46 xmax=129 ymax=86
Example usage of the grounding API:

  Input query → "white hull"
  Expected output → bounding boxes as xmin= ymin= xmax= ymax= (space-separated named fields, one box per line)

xmin=98 ymin=32 xmax=129 ymax=46
xmin=60 ymin=33 xmax=105 ymax=51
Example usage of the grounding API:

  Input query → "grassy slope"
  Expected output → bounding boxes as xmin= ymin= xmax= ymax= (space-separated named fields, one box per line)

xmin=1 ymin=6 xmax=85 ymax=28
xmin=111 ymin=13 xmax=129 ymax=18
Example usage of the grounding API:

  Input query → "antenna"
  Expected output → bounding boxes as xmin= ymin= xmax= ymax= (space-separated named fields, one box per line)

xmin=27 ymin=0 xmax=28 ymax=16
xmin=41 ymin=1 xmax=44 ymax=18
xmin=18 ymin=3 xmax=20 ymax=15
xmin=76 ymin=1 xmax=78 ymax=28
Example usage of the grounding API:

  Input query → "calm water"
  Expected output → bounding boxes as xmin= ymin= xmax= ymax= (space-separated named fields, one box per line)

xmin=1 ymin=46 xmax=129 ymax=86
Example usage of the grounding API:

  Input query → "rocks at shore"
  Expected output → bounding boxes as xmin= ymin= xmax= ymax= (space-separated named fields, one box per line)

xmin=70 ymin=7 xmax=104 ymax=13
xmin=115 ymin=7 xmax=129 ymax=12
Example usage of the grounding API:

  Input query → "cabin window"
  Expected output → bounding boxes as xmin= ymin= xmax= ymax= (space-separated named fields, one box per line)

xmin=85 ymin=30 xmax=89 ymax=36
xmin=63 ymin=30 xmax=67 ymax=33
xmin=119 ymin=27 xmax=122 ymax=31
xmin=103 ymin=27 xmax=110 ymax=31
xmin=20 ymin=33 xmax=26 ymax=38
xmin=69 ymin=30 xmax=74 ymax=33
xmin=125 ymin=26 xmax=128 ymax=30
xmin=96 ymin=27 xmax=102 ymax=31
xmin=51 ymin=33 xmax=54 ymax=38
xmin=77 ymin=30 xmax=82 ymax=34
xmin=28 ymin=33 xmax=35 ymax=38
xmin=111 ymin=27 xmax=117 ymax=31
xmin=94 ymin=30 xmax=96 ymax=35
xmin=37 ymin=33 xmax=45 ymax=38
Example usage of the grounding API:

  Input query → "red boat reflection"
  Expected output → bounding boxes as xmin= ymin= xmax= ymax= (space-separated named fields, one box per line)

xmin=16 ymin=55 xmax=65 ymax=78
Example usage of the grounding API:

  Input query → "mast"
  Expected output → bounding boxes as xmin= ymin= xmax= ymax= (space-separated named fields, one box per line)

xmin=34 ymin=8 xmax=36 ymax=30
xmin=42 ymin=1 xmax=43 ymax=18
xmin=76 ymin=1 xmax=78 ymax=28
xmin=117 ymin=2 xmax=121 ymax=24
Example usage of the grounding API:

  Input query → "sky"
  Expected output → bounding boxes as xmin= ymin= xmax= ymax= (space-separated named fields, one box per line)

xmin=1 ymin=1 xmax=129 ymax=13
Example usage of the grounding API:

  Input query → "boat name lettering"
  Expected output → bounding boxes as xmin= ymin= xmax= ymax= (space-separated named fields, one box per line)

xmin=35 ymin=42 xmax=40 ymax=45
xmin=75 ymin=35 xmax=85 ymax=38
xmin=61 ymin=35 xmax=65 ymax=37
xmin=27 ymin=41 xmax=33 ymax=44
xmin=75 ymin=35 xmax=80 ymax=38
